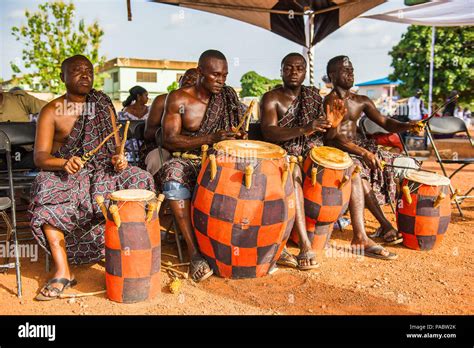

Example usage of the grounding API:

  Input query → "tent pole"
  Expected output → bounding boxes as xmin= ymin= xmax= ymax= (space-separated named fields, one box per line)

xmin=428 ymin=26 xmax=435 ymax=115
xmin=308 ymin=13 xmax=315 ymax=86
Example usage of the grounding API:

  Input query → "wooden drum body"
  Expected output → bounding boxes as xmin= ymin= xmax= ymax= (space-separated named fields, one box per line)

xmin=192 ymin=140 xmax=296 ymax=279
xmin=291 ymin=146 xmax=353 ymax=251
xmin=396 ymin=171 xmax=451 ymax=250
xmin=97 ymin=189 xmax=163 ymax=303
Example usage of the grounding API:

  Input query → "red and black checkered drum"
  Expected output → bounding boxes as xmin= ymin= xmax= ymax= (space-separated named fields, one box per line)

xmin=291 ymin=146 xmax=353 ymax=250
xmin=101 ymin=189 xmax=162 ymax=303
xmin=191 ymin=140 xmax=296 ymax=279
xmin=396 ymin=171 xmax=451 ymax=251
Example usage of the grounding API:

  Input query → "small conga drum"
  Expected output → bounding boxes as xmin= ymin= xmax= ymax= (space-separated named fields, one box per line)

xmin=96 ymin=189 xmax=164 ymax=303
xmin=397 ymin=171 xmax=451 ymax=251
xmin=191 ymin=140 xmax=296 ymax=279
xmin=291 ymin=146 xmax=354 ymax=250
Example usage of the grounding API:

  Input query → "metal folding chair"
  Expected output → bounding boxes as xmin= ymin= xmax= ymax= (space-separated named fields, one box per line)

xmin=425 ymin=117 xmax=474 ymax=217
xmin=0 ymin=130 xmax=22 ymax=297
xmin=155 ymin=128 xmax=184 ymax=263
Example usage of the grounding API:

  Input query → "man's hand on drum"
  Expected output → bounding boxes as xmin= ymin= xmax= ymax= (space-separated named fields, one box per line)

xmin=408 ymin=120 xmax=425 ymax=135
xmin=63 ymin=156 xmax=84 ymax=175
xmin=210 ymin=130 xmax=241 ymax=143
xmin=362 ymin=151 xmax=382 ymax=171
xmin=112 ymin=154 xmax=128 ymax=172
xmin=303 ymin=119 xmax=332 ymax=136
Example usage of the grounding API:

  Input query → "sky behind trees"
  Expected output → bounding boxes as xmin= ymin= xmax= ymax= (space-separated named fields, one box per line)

xmin=1 ymin=0 xmax=409 ymax=87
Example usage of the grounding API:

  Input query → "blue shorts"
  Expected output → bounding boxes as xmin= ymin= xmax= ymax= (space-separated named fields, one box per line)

xmin=162 ymin=181 xmax=192 ymax=200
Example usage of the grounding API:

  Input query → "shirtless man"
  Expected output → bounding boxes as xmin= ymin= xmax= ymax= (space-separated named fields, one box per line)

xmin=157 ymin=50 xmax=244 ymax=282
xmin=144 ymin=68 xmax=198 ymax=142
xmin=141 ymin=68 xmax=198 ymax=175
xmin=262 ymin=53 xmax=397 ymax=264
xmin=31 ymin=55 xmax=154 ymax=300
xmin=324 ymin=55 xmax=420 ymax=244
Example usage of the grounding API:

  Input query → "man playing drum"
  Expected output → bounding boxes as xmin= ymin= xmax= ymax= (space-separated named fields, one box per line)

xmin=30 ymin=55 xmax=155 ymax=300
xmin=261 ymin=53 xmax=396 ymax=266
xmin=324 ymin=55 xmax=421 ymax=245
xmin=156 ymin=50 xmax=245 ymax=282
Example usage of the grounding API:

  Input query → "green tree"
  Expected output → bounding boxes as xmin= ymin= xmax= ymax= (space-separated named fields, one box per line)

xmin=240 ymin=71 xmax=282 ymax=98
xmin=11 ymin=1 xmax=106 ymax=94
xmin=389 ymin=26 xmax=473 ymax=105
xmin=167 ymin=81 xmax=179 ymax=93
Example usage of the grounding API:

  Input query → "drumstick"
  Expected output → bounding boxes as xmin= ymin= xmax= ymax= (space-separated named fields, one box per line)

xmin=81 ymin=124 xmax=123 ymax=163
xmin=119 ymin=120 xmax=130 ymax=155
xmin=380 ymin=160 xmax=436 ymax=174
xmin=421 ymin=94 xmax=459 ymax=124
xmin=233 ymin=100 xmax=255 ymax=133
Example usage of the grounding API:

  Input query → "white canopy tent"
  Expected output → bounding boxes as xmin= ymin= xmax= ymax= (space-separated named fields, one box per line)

xmin=362 ymin=0 xmax=474 ymax=114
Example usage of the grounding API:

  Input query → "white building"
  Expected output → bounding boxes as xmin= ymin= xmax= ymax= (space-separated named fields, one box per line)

xmin=355 ymin=77 xmax=402 ymax=100
xmin=100 ymin=57 xmax=197 ymax=104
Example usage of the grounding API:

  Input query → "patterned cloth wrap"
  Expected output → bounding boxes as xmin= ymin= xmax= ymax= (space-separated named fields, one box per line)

xmin=29 ymin=89 xmax=155 ymax=265
xmin=277 ymin=85 xmax=397 ymax=206
xmin=350 ymin=135 xmax=398 ymax=205
xmin=276 ymin=86 xmax=325 ymax=158
xmin=155 ymin=86 xmax=245 ymax=194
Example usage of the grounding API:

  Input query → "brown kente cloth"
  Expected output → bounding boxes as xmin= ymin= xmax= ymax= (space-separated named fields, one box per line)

xmin=350 ymin=135 xmax=398 ymax=206
xmin=29 ymin=89 xmax=155 ymax=265
xmin=277 ymin=86 xmax=324 ymax=157
xmin=155 ymin=86 xmax=244 ymax=192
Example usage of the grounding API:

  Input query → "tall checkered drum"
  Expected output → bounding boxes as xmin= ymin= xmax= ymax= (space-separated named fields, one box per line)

xmin=397 ymin=171 xmax=451 ymax=250
xmin=291 ymin=146 xmax=353 ymax=250
xmin=97 ymin=189 xmax=162 ymax=303
xmin=192 ymin=140 xmax=296 ymax=279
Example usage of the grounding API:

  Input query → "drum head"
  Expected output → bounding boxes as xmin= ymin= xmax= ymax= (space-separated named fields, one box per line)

xmin=309 ymin=146 xmax=353 ymax=170
xmin=109 ymin=189 xmax=156 ymax=202
xmin=405 ymin=170 xmax=450 ymax=186
xmin=214 ymin=140 xmax=286 ymax=159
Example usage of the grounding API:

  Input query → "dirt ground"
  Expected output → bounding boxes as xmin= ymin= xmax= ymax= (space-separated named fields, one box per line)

xmin=0 ymin=160 xmax=472 ymax=315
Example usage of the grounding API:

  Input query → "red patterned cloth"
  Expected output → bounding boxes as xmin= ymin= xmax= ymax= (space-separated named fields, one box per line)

xmin=155 ymin=86 xmax=244 ymax=192
xmin=277 ymin=86 xmax=325 ymax=157
xmin=29 ymin=90 xmax=155 ymax=265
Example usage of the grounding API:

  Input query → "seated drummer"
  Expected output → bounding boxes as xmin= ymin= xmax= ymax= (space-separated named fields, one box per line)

xmin=30 ymin=55 xmax=155 ymax=300
xmin=324 ymin=55 xmax=420 ymax=245
xmin=261 ymin=53 xmax=396 ymax=265
xmin=141 ymin=68 xmax=198 ymax=175
xmin=156 ymin=50 xmax=245 ymax=282
xmin=260 ymin=53 xmax=331 ymax=269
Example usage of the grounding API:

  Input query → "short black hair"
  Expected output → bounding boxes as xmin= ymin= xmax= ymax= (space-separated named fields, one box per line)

xmin=326 ymin=55 xmax=349 ymax=81
xmin=198 ymin=50 xmax=227 ymax=67
xmin=61 ymin=55 xmax=92 ymax=73
xmin=281 ymin=53 xmax=306 ymax=67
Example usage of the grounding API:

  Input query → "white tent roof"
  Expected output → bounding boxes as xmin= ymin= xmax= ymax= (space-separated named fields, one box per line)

xmin=362 ymin=0 xmax=474 ymax=27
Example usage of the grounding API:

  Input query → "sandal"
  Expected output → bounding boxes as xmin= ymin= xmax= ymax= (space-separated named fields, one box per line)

xmin=369 ymin=227 xmax=403 ymax=245
xmin=189 ymin=255 xmax=213 ymax=283
xmin=350 ymin=244 xmax=398 ymax=261
xmin=296 ymin=250 xmax=320 ymax=270
xmin=276 ymin=247 xmax=298 ymax=268
xmin=35 ymin=277 xmax=77 ymax=301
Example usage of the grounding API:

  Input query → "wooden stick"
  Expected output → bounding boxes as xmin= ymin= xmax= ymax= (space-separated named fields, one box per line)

xmin=233 ymin=100 xmax=255 ymax=133
xmin=81 ymin=124 xmax=122 ymax=163
xmin=59 ymin=290 xmax=106 ymax=299
xmin=161 ymin=261 xmax=190 ymax=268
xmin=162 ymin=265 xmax=188 ymax=279
xmin=119 ymin=120 xmax=130 ymax=155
